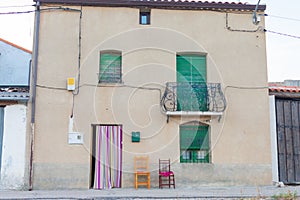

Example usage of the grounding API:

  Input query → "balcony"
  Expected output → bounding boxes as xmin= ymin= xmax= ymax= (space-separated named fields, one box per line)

xmin=161 ymin=82 xmax=226 ymax=117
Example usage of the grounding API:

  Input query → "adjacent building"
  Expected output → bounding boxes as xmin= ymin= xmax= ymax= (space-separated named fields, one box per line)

xmin=29 ymin=0 xmax=270 ymax=189
xmin=269 ymin=82 xmax=300 ymax=185
xmin=0 ymin=38 xmax=31 ymax=189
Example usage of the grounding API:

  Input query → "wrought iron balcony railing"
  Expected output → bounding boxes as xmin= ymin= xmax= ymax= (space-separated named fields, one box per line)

xmin=161 ymin=82 xmax=226 ymax=113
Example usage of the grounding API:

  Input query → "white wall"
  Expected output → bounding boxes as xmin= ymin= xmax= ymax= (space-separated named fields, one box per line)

xmin=269 ymin=95 xmax=279 ymax=183
xmin=0 ymin=104 xmax=27 ymax=190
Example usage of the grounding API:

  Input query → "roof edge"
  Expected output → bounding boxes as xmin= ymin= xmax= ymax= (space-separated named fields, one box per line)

xmin=0 ymin=38 xmax=32 ymax=54
xmin=33 ymin=0 xmax=266 ymax=11
xmin=269 ymin=85 xmax=300 ymax=99
xmin=269 ymin=91 xmax=300 ymax=99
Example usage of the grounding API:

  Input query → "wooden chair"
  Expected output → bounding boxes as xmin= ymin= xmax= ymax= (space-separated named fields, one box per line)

xmin=134 ymin=156 xmax=150 ymax=189
xmin=159 ymin=159 xmax=175 ymax=189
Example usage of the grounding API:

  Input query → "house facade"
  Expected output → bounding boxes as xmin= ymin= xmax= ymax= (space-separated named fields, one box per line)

xmin=29 ymin=0 xmax=270 ymax=189
xmin=0 ymin=38 xmax=31 ymax=189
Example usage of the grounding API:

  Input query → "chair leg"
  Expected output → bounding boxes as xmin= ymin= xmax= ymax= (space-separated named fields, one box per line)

xmin=147 ymin=173 xmax=150 ymax=189
xmin=159 ymin=176 xmax=160 ymax=189
xmin=135 ymin=174 xmax=137 ymax=189
xmin=172 ymin=175 xmax=175 ymax=189
xmin=159 ymin=176 xmax=161 ymax=189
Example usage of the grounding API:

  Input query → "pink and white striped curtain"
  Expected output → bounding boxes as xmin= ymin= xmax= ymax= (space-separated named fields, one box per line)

xmin=93 ymin=125 xmax=122 ymax=189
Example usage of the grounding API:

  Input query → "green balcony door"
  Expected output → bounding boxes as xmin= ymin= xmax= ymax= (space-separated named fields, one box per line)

xmin=176 ymin=54 xmax=207 ymax=111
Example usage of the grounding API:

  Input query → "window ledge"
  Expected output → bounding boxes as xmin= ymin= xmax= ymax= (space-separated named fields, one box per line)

xmin=180 ymin=162 xmax=213 ymax=165
xmin=98 ymin=82 xmax=124 ymax=87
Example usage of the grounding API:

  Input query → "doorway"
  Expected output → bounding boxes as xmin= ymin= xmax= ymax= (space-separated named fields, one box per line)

xmin=91 ymin=124 xmax=123 ymax=189
xmin=176 ymin=54 xmax=208 ymax=111
xmin=276 ymin=99 xmax=300 ymax=184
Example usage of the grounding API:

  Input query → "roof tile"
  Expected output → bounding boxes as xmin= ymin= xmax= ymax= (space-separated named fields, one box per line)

xmin=269 ymin=86 xmax=300 ymax=93
xmin=34 ymin=0 xmax=266 ymax=11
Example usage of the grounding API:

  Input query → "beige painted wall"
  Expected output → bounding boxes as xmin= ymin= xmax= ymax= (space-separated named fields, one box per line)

xmin=30 ymin=6 xmax=271 ymax=189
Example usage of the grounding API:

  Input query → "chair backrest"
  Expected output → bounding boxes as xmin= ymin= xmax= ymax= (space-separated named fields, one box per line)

xmin=134 ymin=156 xmax=149 ymax=172
xmin=159 ymin=159 xmax=171 ymax=173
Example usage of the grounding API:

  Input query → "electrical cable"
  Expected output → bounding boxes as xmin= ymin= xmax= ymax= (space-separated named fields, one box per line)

xmin=0 ymin=6 xmax=81 ymax=15
xmin=36 ymin=84 xmax=66 ymax=90
xmin=0 ymin=5 xmax=34 ymax=8
xmin=0 ymin=10 xmax=34 ymax=15
xmin=72 ymin=6 xmax=82 ymax=96
xmin=71 ymin=6 xmax=83 ymax=117
xmin=80 ymin=83 xmax=162 ymax=93
xmin=225 ymin=85 xmax=268 ymax=90
xmin=264 ymin=29 xmax=300 ymax=40
xmin=265 ymin=14 xmax=300 ymax=22
xmin=35 ymin=83 xmax=162 ymax=96
xmin=36 ymin=82 xmax=163 ymax=117
xmin=224 ymin=85 xmax=268 ymax=96
xmin=225 ymin=12 xmax=262 ymax=33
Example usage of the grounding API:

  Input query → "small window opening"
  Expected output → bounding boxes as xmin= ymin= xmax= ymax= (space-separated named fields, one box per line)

xmin=140 ymin=9 xmax=150 ymax=25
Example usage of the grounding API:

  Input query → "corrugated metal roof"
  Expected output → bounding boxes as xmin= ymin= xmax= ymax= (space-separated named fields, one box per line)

xmin=0 ymin=92 xmax=30 ymax=101
xmin=34 ymin=0 xmax=266 ymax=11
xmin=0 ymin=87 xmax=30 ymax=101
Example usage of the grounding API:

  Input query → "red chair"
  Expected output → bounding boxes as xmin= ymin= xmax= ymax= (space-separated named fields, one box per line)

xmin=158 ymin=159 xmax=175 ymax=189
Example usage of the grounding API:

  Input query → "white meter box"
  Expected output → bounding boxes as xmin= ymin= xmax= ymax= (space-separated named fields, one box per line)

xmin=68 ymin=132 xmax=83 ymax=144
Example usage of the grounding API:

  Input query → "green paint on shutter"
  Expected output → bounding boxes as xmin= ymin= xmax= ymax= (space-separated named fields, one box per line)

xmin=180 ymin=125 xmax=209 ymax=150
xmin=176 ymin=54 xmax=208 ymax=111
xmin=176 ymin=55 xmax=206 ymax=83
xmin=180 ymin=124 xmax=209 ymax=163
xmin=99 ymin=52 xmax=121 ymax=83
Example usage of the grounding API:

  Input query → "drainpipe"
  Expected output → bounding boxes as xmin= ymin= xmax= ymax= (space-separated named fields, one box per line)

xmin=28 ymin=59 xmax=32 ymax=87
xmin=29 ymin=0 xmax=40 ymax=191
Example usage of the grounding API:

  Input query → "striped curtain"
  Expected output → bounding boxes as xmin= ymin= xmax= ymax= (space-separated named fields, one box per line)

xmin=93 ymin=125 xmax=122 ymax=189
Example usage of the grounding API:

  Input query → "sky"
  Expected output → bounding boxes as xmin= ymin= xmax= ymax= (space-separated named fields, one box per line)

xmin=0 ymin=0 xmax=300 ymax=82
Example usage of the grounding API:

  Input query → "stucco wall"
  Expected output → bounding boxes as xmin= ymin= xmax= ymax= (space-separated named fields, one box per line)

xmin=31 ymin=6 xmax=271 ymax=189
xmin=0 ymin=104 xmax=27 ymax=190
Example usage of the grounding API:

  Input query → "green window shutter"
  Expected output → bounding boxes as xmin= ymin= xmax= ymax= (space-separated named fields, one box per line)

xmin=176 ymin=54 xmax=208 ymax=111
xmin=180 ymin=125 xmax=199 ymax=150
xmin=99 ymin=52 xmax=121 ymax=83
xmin=190 ymin=55 xmax=206 ymax=83
xmin=198 ymin=126 xmax=209 ymax=149
xmin=176 ymin=55 xmax=206 ymax=83
xmin=180 ymin=124 xmax=210 ymax=163
xmin=180 ymin=125 xmax=209 ymax=150
xmin=176 ymin=56 xmax=193 ymax=83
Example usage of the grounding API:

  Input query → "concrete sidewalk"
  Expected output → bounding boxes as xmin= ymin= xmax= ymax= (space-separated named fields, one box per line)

xmin=0 ymin=185 xmax=299 ymax=199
